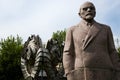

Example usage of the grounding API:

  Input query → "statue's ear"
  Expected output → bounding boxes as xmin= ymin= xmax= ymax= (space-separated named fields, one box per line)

xmin=78 ymin=8 xmax=82 ymax=17
xmin=78 ymin=12 xmax=80 ymax=15
xmin=78 ymin=12 xmax=81 ymax=18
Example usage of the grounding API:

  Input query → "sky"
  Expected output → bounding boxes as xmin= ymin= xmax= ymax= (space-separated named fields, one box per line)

xmin=0 ymin=0 xmax=120 ymax=45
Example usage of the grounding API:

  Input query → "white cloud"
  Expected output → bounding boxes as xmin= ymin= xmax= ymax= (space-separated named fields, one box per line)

xmin=0 ymin=0 xmax=120 ymax=43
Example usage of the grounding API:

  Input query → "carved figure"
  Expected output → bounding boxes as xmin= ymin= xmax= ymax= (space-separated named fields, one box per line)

xmin=21 ymin=35 xmax=42 ymax=80
xmin=47 ymin=39 xmax=65 ymax=79
xmin=21 ymin=36 xmax=64 ymax=80
xmin=63 ymin=1 xmax=120 ymax=80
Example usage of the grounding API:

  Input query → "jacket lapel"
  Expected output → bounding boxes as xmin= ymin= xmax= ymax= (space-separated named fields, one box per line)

xmin=82 ymin=22 xmax=102 ymax=50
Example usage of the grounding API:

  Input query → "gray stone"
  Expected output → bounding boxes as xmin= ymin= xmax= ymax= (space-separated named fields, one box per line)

xmin=63 ymin=1 xmax=120 ymax=80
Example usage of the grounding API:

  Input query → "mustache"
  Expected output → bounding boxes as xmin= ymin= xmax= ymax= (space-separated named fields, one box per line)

xmin=86 ymin=13 xmax=93 ymax=16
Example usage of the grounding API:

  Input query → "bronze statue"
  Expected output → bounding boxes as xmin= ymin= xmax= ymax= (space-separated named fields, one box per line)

xmin=63 ymin=1 xmax=120 ymax=80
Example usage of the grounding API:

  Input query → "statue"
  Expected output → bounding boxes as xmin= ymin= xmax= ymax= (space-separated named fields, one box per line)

xmin=63 ymin=1 xmax=120 ymax=80
xmin=21 ymin=35 xmax=65 ymax=80
xmin=21 ymin=35 xmax=42 ymax=80
xmin=45 ymin=38 xmax=65 ymax=80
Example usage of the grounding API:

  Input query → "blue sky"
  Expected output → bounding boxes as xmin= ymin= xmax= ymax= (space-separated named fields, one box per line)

xmin=0 ymin=0 xmax=120 ymax=45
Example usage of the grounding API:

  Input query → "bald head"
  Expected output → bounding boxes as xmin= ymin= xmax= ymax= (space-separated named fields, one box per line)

xmin=80 ymin=1 xmax=95 ymax=10
xmin=79 ymin=1 xmax=96 ymax=21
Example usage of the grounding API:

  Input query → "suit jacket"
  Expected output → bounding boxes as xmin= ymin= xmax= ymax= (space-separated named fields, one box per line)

xmin=63 ymin=20 xmax=120 ymax=80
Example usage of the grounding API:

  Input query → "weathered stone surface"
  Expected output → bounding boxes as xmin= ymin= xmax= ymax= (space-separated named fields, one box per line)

xmin=21 ymin=35 xmax=66 ymax=80
xmin=63 ymin=1 xmax=120 ymax=80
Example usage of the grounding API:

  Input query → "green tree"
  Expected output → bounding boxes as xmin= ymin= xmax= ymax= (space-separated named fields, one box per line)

xmin=52 ymin=29 xmax=66 ymax=57
xmin=52 ymin=29 xmax=66 ymax=45
xmin=118 ymin=47 xmax=120 ymax=57
xmin=118 ymin=48 xmax=120 ymax=53
xmin=116 ymin=38 xmax=120 ymax=58
xmin=0 ymin=35 xmax=24 ymax=80
xmin=52 ymin=30 xmax=66 ymax=80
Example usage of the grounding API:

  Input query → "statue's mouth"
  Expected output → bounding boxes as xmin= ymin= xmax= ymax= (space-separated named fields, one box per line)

xmin=86 ymin=13 xmax=93 ymax=16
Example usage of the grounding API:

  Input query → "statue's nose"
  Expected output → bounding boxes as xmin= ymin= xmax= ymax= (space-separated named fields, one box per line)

xmin=87 ymin=8 xmax=91 ymax=12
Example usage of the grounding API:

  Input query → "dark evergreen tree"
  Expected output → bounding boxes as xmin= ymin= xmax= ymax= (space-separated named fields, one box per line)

xmin=0 ymin=35 xmax=24 ymax=80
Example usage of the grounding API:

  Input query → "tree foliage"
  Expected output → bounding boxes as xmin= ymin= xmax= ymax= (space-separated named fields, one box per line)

xmin=52 ymin=29 xmax=66 ymax=45
xmin=118 ymin=47 xmax=120 ymax=58
xmin=0 ymin=35 xmax=24 ymax=80
xmin=52 ymin=30 xmax=66 ymax=80
xmin=118 ymin=48 xmax=120 ymax=53
xmin=52 ymin=29 xmax=66 ymax=56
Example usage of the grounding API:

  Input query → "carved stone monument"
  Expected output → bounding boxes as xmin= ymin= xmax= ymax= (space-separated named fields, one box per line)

xmin=21 ymin=35 xmax=42 ymax=80
xmin=21 ymin=35 xmax=65 ymax=80
xmin=63 ymin=1 xmax=120 ymax=80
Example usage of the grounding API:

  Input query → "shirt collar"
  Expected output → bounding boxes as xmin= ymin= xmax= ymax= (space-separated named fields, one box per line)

xmin=81 ymin=19 xmax=95 ymax=27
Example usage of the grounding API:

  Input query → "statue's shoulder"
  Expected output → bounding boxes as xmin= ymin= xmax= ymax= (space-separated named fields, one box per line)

xmin=96 ymin=21 xmax=111 ymax=29
xmin=67 ymin=23 xmax=80 ymax=31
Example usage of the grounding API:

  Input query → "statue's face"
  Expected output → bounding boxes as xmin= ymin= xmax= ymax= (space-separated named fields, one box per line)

xmin=79 ymin=2 xmax=96 ymax=21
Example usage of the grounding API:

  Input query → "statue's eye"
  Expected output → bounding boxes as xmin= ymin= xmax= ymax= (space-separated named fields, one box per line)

xmin=83 ymin=8 xmax=87 ymax=11
xmin=89 ymin=7 xmax=95 ymax=10
xmin=83 ymin=7 xmax=95 ymax=11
